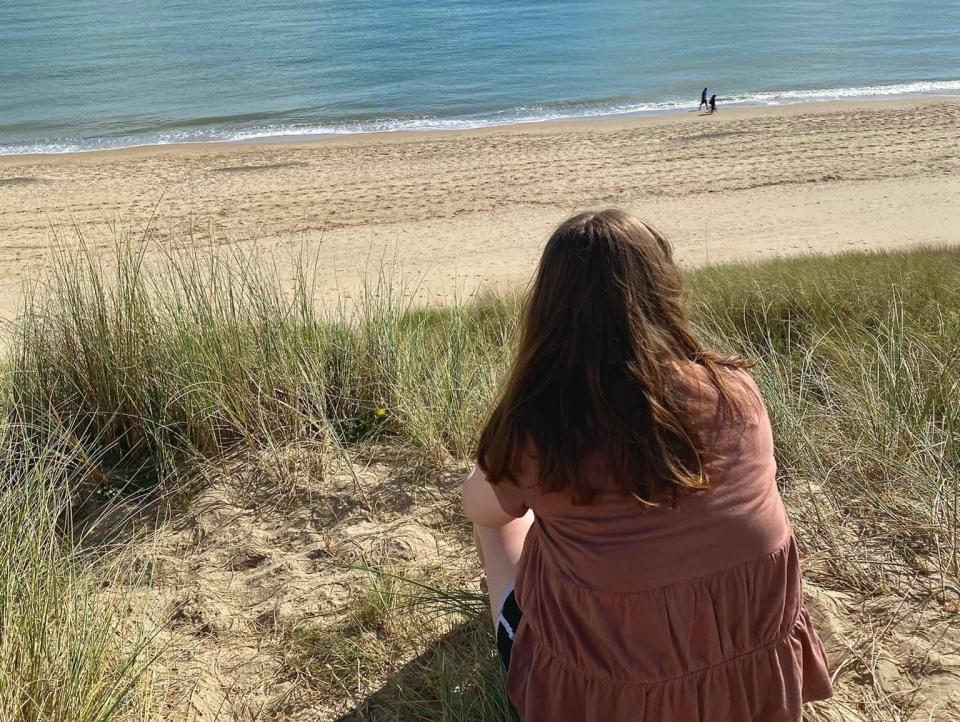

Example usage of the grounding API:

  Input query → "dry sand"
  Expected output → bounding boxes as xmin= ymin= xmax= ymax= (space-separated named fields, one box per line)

xmin=1 ymin=98 xmax=958 ymax=323
xmin=101 ymin=446 xmax=960 ymax=722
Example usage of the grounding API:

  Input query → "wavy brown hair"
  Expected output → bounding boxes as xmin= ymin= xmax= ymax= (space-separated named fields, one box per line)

xmin=476 ymin=209 xmax=750 ymax=504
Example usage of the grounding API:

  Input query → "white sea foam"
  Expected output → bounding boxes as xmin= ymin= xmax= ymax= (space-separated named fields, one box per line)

xmin=3 ymin=80 xmax=959 ymax=156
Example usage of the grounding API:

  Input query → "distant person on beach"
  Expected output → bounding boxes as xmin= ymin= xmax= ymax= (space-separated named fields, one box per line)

xmin=709 ymin=93 xmax=718 ymax=113
xmin=463 ymin=209 xmax=833 ymax=721
xmin=699 ymin=87 xmax=709 ymax=109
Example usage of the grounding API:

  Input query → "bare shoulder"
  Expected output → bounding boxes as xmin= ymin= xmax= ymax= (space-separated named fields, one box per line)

xmin=462 ymin=466 xmax=518 ymax=526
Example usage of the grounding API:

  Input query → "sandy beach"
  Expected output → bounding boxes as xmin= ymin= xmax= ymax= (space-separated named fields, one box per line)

xmin=5 ymin=97 xmax=960 ymax=721
xmin=1 ymin=98 xmax=958 ymax=320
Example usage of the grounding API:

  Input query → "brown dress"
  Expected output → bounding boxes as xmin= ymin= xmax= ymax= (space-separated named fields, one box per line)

xmin=489 ymin=370 xmax=832 ymax=721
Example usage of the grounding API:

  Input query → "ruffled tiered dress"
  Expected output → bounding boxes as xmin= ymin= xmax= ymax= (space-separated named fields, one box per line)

xmin=490 ymin=371 xmax=832 ymax=721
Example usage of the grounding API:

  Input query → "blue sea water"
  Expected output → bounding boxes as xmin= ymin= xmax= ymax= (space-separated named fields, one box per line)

xmin=1 ymin=0 xmax=958 ymax=155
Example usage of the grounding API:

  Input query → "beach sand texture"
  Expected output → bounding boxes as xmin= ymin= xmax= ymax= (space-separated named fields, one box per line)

xmin=1 ymin=99 xmax=958 ymax=321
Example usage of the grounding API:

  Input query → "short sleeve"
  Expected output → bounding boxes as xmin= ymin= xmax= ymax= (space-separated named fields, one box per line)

xmin=483 ymin=444 xmax=540 ymax=518
xmin=490 ymin=478 xmax=531 ymax=518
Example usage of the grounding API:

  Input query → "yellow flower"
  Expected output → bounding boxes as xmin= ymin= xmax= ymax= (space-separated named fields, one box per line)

xmin=375 ymin=408 xmax=387 ymax=417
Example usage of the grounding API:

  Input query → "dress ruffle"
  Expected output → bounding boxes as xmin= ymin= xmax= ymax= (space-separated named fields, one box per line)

xmin=507 ymin=536 xmax=832 ymax=721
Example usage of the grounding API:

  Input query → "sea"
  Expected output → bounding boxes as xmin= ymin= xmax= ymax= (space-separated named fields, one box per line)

xmin=1 ymin=0 xmax=958 ymax=155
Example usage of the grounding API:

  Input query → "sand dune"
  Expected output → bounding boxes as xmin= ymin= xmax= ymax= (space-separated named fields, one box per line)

xmin=6 ymin=98 xmax=960 ymax=720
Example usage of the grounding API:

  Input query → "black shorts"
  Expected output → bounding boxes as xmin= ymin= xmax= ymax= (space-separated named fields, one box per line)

xmin=496 ymin=587 xmax=523 ymax=672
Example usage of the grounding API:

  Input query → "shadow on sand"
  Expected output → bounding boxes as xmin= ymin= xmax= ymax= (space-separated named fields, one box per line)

xmin=332 ymin=618 xmax=519 ymax=722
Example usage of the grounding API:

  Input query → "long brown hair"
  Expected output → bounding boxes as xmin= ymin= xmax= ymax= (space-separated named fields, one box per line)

xmin=477 ymin=209 xmax=750 ymax=504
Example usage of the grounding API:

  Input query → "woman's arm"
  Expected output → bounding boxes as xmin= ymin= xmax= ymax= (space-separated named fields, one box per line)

xmin=462 ymin=467 xmax=535 ymax=626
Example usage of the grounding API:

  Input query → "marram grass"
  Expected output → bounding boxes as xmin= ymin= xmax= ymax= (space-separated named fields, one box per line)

xmin=2 ymin=226 xmax=959 ymax=720
xmin=0 ymin=420 xmax=158 ymax=722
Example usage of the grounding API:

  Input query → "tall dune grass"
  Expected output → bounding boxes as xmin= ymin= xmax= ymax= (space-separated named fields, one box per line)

xmin=11 ymin=236 xmax=958 ymax=580
xmin=10 ymin=234 xmax=517 ymax=489
xmin=3 ymin=227 xmax=959 ymax=720
xmin=689 ymin=250 xmax=960 ymax=584
xmin=0 ymin=419 xmax=158 ymax=721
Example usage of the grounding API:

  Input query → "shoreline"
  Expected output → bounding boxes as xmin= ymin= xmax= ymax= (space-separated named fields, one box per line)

xmin=2 ymin=95 xmax=958 ymax=163
xmin=1 ymin=97 xmax=958 ymax=328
